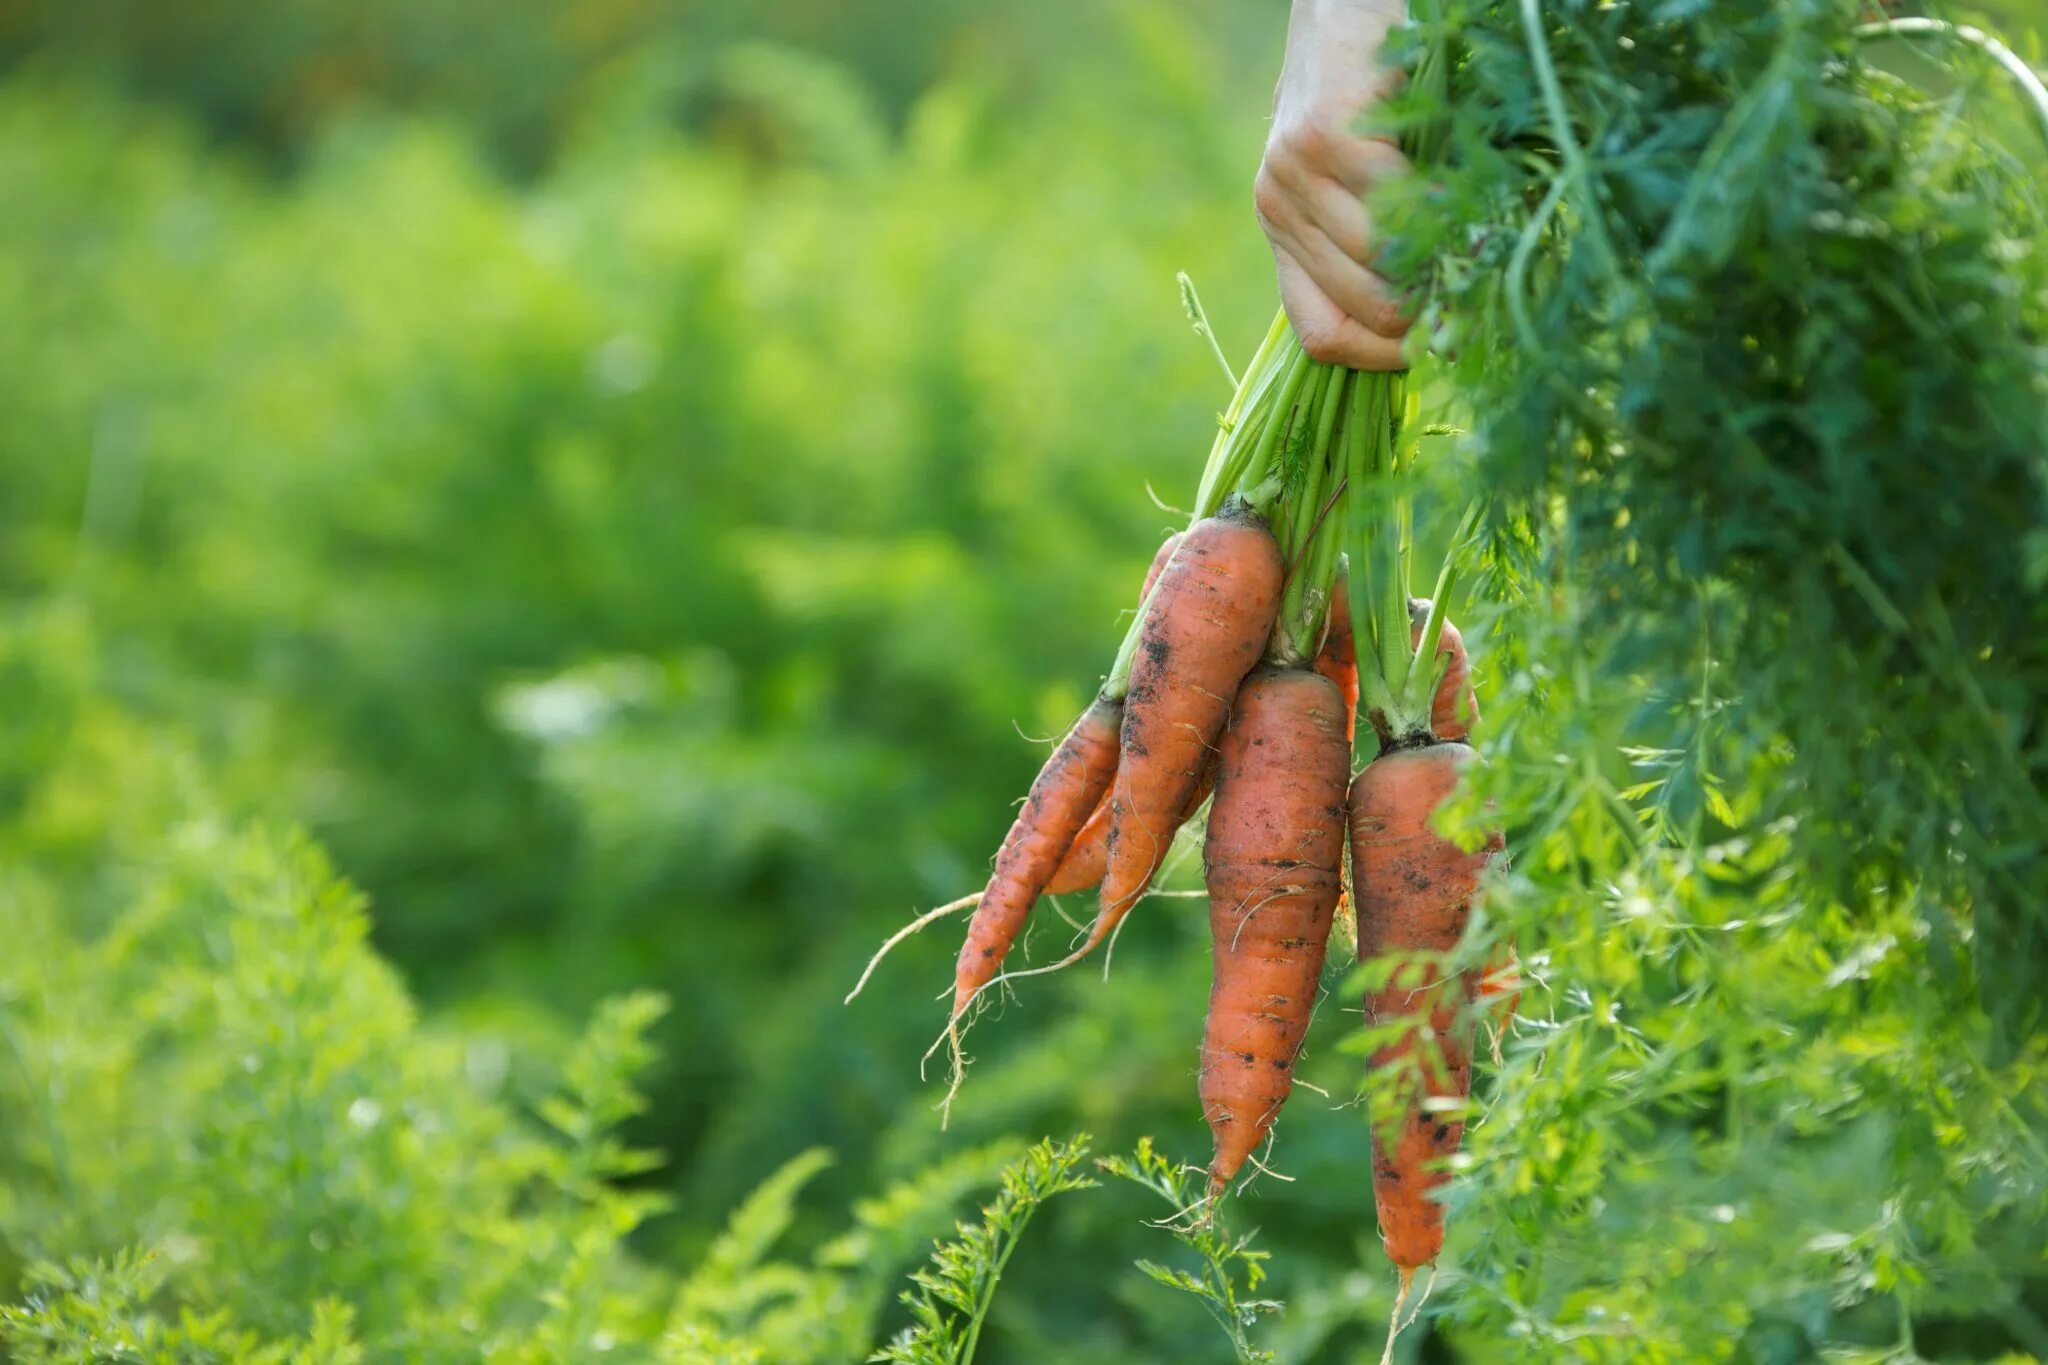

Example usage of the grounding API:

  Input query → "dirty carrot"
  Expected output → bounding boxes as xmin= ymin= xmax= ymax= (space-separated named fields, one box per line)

xmin=1201 ymin=667 xmax=1349 ymax=1197
xmin=1048 ymin=532 xmax=1185 ymax=896
xmin=1091 ymin=501 xmax=1284 ymax=951
xmin=1350 ymin=741 xmax=1499 ymax=1274
xmin=950 ymin=694 xmax=1122 ymax=1016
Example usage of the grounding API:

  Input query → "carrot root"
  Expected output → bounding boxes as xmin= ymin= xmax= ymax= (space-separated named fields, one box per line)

xmin=952 ymin=693 xmax=1123 ymax=1015
xmin=1200 ymin=667 xmax=1348 ymax=1195
xmin=1098 ymin=503 xmax=1283 ymax=954
xmin=1353 ymin=741 xmax=1498 ymax=1271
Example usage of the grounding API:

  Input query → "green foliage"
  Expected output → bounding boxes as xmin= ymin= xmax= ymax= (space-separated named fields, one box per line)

xmin=658 ymin=1139 xmax=1020 ymax=1363
xmin=1380 ymin=0 xmax=2048 ymax=1047
xmin=3 ymin=1249 xmax=365 ymax=1365
xmin=0 ymin=0 xmax=1272 ymax=172
xmin=873 ymin=1137 xmax=1097 ymax=1365
xmin=0 ymin=635 xmax=1024 ymax=1361
xmin=1097 ymin=1139 xmax=1282 ymax=1365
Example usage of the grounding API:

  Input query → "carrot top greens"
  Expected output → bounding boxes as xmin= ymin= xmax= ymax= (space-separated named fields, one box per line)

xmin=1373 ymin=0 xmax=2048 ymax=1050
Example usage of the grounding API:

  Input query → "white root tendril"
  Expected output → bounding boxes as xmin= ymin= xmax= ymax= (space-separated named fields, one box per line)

xmin=845 ymin=892 xmax=980 ymax=1004
xmin=923 ymin=856 xmax=1205 ymax=1116
xmin=1405 ymin=1265 xmax=1438 ymax=1332
xmin=1378 ymin=1267 xmax=1416 ymax=1365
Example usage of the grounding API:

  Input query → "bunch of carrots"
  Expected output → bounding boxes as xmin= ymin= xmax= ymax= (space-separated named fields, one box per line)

xmin=851 ymin=302 xmax=1522 ymax=1326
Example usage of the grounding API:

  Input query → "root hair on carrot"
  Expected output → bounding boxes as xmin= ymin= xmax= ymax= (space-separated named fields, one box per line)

xmin=1007 ymin=718 xmax=1064 ymax=746
xmin=1241 ymin=1138 xmax=1294 ymax=1184
xmin=1044 ymin=894 xmax=1090 ymax=934
xmin=1377 ymin=1267 xmax=1416 ymax=1365
xmin=1142 ymin=482 xmax=1187 ymax=517
xmin=845 ymin=891 xmax=981 ymax=1004
xmin=1403 ymin=1265 xmax=1437 ymax=1333
xmin=935 ymin=1018 xmax=968 ymax=1128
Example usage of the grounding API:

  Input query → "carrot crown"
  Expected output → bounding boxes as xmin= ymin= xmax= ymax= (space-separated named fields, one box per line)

xmin=1342 ymin=372 xmax=1477 ymax=750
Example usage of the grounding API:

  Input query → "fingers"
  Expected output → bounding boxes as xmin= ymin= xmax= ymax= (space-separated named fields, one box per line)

xmin=1258 ymin=177 xmax=1412 ymax=366
xmin=1270 ymin=248 xmax=1409 ymax=372
xmin=1256 ymin=135 xmax=1415 ymax=369
xmin=1293 ymin=127 xmax=1411 ymax=204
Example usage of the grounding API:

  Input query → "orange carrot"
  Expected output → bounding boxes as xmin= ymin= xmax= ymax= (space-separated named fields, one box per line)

xmin=1047 ymin=532 xmax=1184 ymax=896
xmin=1049 ymin=760 xmax=1213 ymax=896
xmin=951 ymin=694 xmax=1121 ymax=1015
xmin=1201 ymin=667 xmax=1349 ymax=1196
xmin=1350 ymin=741 xmax=1500 ymax=1272
xmin=1046 ymin=797 xmax=1116 ymax=897
xmin=1406 ymin=597 xmax=1477 ymax=744
xmin=1400 ymin=599 xmax=1513 ymax=1039
xmin=1091 ymin=503 xmax=1284 ymax=949
xmin=1314 ymin=577 xmax=1359 ymax=747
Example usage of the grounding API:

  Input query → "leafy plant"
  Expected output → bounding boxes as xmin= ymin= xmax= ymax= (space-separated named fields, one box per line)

xmin=1379 ymin=0 xmax=2048 ymax=1049
xmin=872 ymin=1137 xmax=1097 ymax=1364
xmin=1096 ymin=1139 xmax=1282 ymax=1365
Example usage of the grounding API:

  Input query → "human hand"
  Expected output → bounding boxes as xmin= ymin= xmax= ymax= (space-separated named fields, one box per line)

xmin=1255 ymin=0 xmax=1414 ymax=370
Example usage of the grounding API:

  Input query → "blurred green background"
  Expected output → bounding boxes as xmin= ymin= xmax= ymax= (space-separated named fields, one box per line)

xmin=0 ymin=1 xmax=2044 ymax=1361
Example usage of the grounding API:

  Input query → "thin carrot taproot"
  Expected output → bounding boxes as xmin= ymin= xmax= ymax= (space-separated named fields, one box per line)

xmin=1201 ymin=667 xmax=1349 ymax=1197
xmin=950 ymin=693 xmax=1121 ymax=1016
xmin=1477 ymin=945 xmax=1522 ymax=1027
xmin=1047 ymin=532 xmax=1185 ymax=896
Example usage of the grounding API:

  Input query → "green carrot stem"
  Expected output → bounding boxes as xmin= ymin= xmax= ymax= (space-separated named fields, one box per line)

xmin=1348 ymin=376 xmax=1397 ymax=731
xmin=1269 ymin=366 xmax=1352 ymax=665
xmin=1178 ymin=272 xmax=1240 ymax=389
xmin=1346 ymin=368 xmax=1443 ymax=747
xmin=1233 ymin=347 xmax=1317 ymax=514
xmin=1403 ymin=498 xmax=1483 ymax=702
xmin=1104 ymin=311 xmax=1297 ymax=700
xmin=1193 ymin=312 xmax=1295 ymax=519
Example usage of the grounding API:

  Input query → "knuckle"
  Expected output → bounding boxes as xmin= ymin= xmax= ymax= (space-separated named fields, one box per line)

xmin=1360 ymin=284 xmax=1413 ymax=339
xmin=1356 ymin=136 xmax=1410 ymax=180
xmin=1252 ymin=167 xmax=1289 ymax=228
xmin=1368 ymin=299 xmax=1414 ymax=339
xmin=1273 ymin=114 xmax=1333 ymax=166
xmin=1295 ymin=321 xmax=1348 ymax=364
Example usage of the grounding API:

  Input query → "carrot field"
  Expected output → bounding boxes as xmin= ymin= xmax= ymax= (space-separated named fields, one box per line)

xmin=2 ymin=2 xmax=2047 ymax=1361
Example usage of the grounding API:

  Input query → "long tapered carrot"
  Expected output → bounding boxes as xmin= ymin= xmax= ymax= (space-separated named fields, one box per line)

xmin=1201 ymin=667 xmax=1349 ymax=1196
xmin=951 ymin=693 xmax=1121 ymax=1015
xmin=1351 ymin=741 xmax=1500 ymax=1272
xmin=1089 ymin=502 xmax=1284 ymax=952
xmin=1047 ymin=532 xmax=1185 ymax=896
